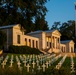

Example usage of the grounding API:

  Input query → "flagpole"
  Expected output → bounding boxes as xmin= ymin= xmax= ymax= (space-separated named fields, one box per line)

xmin=74 ymin=2 xmax=76 ymax=37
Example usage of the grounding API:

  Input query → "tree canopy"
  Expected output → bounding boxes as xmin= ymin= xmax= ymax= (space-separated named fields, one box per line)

xmin=0 ymin=0 xmax=49 ymax=33
xmin=0 ymin=30 xmax=7 ymax=49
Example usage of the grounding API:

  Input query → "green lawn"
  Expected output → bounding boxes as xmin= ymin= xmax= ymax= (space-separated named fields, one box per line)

xmin=0 ymin=53 xmax=75 ymax=75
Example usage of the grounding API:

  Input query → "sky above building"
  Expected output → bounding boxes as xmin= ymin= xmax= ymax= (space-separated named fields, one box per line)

xmin=45 ymin=0 xmax=76 ymax=29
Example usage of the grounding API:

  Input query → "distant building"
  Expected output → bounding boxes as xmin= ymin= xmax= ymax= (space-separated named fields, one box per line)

xmin=60 ymin=40 xmax=75 ymax=53
xmin=0 ymin=24 xmax=75 ymax=53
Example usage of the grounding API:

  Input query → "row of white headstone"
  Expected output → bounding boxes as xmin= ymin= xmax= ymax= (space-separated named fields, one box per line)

xmin=70 ymin=55 xmax=75 ymax=73
xmin=2 ymin=53 xmax=74 ymax=73
xmin=56 ymin=54 xmax=67 ymax=69
xmin=50 ymin=54 xmax=61 ymax=65
xmin=0 ymin=54 xmax=62 ymax=72
xmin=1 ymin=55 xmax=9 ymax=69
xmin=15 ymin=54 xmax=57 ymax=72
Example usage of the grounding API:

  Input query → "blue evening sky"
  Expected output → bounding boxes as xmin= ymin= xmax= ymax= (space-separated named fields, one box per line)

xmin=45 ymin=0 xmax=76 ymax=29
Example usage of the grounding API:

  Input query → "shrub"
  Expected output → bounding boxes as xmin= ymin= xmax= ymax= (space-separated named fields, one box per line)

xmin=0 ymin=30 xmax=7 ymax=49
xmin=8 ymin=45 xmax=42 ymax=54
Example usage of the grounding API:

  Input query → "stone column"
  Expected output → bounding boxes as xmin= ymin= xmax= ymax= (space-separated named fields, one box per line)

xmin=46 ymin=37 xmax=49 ymax=48
xmin=56 ymin=38 xmax=58 ymax=49
xmin=31 ymin=40 xmax=32 ymax=48
xmin=64 ymin=47 xmax=65 ymax=53
xmin=34 ymin=40 xmax=36 ymax=48
xmin=36 ymin=40 xmax=38 ymax=48
xmin=56 ymin=37 xmax=58 ymax=49
xmin=32 ymin=40 xmax=34 ymax=48
xmin=49 ymin=37 xmax=51 ymax=48
xmin=55 ymin=37 xmax=57 ymax=49
xmin=69 ymin=46 xmax=71 ymax=53
xmin=37 ymin=41 xmax=39 ymax=49
xmin=48 ymin=37 xmax=50 ymax=48
xmin=59 ymin=38 xmax=60 ymax=52
xmin=54 ymin=36 xmax=55 ymax=49
xmin=73 ymin=46 xmax=74 ymax=53
xmin=27 ymin=39 xmax=29 ymax=46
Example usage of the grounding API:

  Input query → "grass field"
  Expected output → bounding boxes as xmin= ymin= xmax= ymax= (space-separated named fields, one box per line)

xmin=0 ymin=53 xmax=76 ymax=75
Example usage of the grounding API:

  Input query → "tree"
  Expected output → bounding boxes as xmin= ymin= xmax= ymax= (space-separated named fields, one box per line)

xmin=60 ymin=20 xmax=75 ymax=40
xmin=0 ymin=30 xmax=7 ymax=49
xmin=0 ymin=0 xmax=49 ymax=33
xmin=35 ymin=16 xmax=49 ymax=31
xmin=51 ymin=22 xmax=61 ymax=30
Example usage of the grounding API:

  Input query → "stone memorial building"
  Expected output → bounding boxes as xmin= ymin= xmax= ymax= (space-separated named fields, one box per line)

xmin=0 ymin=24 xmax=75 ymax=53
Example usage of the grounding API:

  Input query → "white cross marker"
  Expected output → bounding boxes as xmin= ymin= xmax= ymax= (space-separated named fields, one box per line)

xmin=56 ymin=65 xmax=60 ymax=69
xmin=45 ymin=62 xmax=49 ymax=68
xmin=36 ymin=60 xmax=39 ymax=66
xmin=42 ymin=64 xmax=46 ymax=72
xmin=32 ymin=61 xmax=36 ymax=68
xmin=26 ymin=64 xmax=30 ymax=72
xmin=9 ymin=60 xmax=13 ymax=67
xmin=23 ymin=60 xmax=27 ymax=67
xmin=37 ymin=66 xmax=41 ymax=70
xmin=1 ymin=61 xmax=6 ymax=69
xmin=17 ymin=61 xmax=21 ymax=68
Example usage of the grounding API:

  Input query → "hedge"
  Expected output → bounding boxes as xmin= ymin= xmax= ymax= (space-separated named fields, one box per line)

xmin=8 ymin=45 xmax=42 ymax=54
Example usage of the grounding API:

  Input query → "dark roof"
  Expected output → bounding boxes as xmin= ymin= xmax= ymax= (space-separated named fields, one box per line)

xmin=44 ymin=29 xmax=56 ymax=33
xmin=0 ymin=24 xmax=17 ymax=29
xmin=27 ymin=30 xmax=56 ymax=34
xmin=61 ymin=40 xmax=72 ymax=44
xmin=27 ymin=30 xmax=43 ymax=34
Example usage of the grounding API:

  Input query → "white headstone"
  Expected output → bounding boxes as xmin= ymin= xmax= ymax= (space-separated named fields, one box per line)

xmin=23 ymin=60 xmax=27 ymax=67
xmin=56 ymin=65 xmax=60 ymax=69
xmin=45 ymin=62 xmax=49 ymax=68
xmin=40 ymin=58 xmax=43 ymax=64
xmin=17 ymin=61 xmax=21 ymax=68
xmin=42 ymin=64 xmax=46 ymax=72
xmin=23 ymin=55 xmax=26 ymax=59
xmin=71 ymin=69 xmax=75 ymax=73
xmin=32 ymin=61 xmax=36 ymax=68
xmin=9 ymin=60 xmax=13 ymax=67
xmin=1 ymin=61 xmax=6 ymax=69
xmin=11 ymin=55 xmax=14 ymax=60
xmin=26 ymin=64 xmax=30 ymax=72
xmin=36 ymin=60 xmax=39 ymax=66
xmin=4 ymin=59 xmax=7 ymax=63
xmin=29 ymin=59 xmax=31 ymax=64
xmin=48 ymin=60 xmax=51 ymax=66
xmin=37 ymin=66 xmax=41 ymax=70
